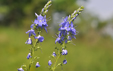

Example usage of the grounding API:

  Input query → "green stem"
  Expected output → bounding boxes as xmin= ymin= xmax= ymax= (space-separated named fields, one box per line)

xmin=53 ymin=50 xmax=61 ymax=71
xmin=52 ymin=43 xmax=65 ymax=71
xmin=28 ymin=39 xmax=38 ymax=71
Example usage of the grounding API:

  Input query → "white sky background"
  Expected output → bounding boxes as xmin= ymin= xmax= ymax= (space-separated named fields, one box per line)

xmin=77 ymin=0 xmax=113 ymax=21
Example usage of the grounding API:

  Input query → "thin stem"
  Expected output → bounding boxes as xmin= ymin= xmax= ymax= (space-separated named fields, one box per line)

xmin=53 ymin=50 xmax=61 ymax=71
xmin=52 ymin=43 xmax=65 ymax=71
xmin=27 ymin=39 xmax=38 ymax=71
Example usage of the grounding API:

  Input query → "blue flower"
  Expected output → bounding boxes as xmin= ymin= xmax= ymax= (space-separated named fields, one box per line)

xmin=59 ymin=17 xmax=68 ymax=27
xmin=63 ymin=59 xmax=67 ymax=64
xmin=59 ymin=30 xmax=67 ymax=36
xmin=25 ymin=38 xmax=32 ymax=44
xmin=68 ymin=36 xmax=71 ymax=40
xmin=35 ymin=35 xmax=44 ymax=42
xmin=37 ymin=14 xmax=44 ymax=20
xmin=27 ymin=53 xmax=32 ymax=59
xmin=26 ymin=29 xmax=36 ymax=37
xmin=59 ymin=16 xmax=70 ymax=32
xmin=65 ymin=39 xmax=68 ymax=43
xmin=72 ymin=34 xmax=76 ymax=39
xmin=30 ymin=24 xmax=35 ymax=29
xmin=65 ymin=36 xmax=71 ymax=43
xmin=42 ymin=15 xmax=48 ymax=32
xmin=37 ymin=15 xmax=45 ymax=27
xmin=34 ymin=14 xmax=46 ymax=26
xmin=59 ymin=22 xmax=70 ymax=32
xmin=55 ymin=37 xmax=61 ymax=44
xmin=62 ymin=49 xmax=68 ymax=55
xmin=18 ymin=68 xmax=24 ymax=71
xmin=52 ymin=52 xmax=56 ymax=57
xmin=61 ymin=36 xmax=65 ymax=41
xmin=36 ymin=62 xmax=40 ymax=68
xmin=34 ymin=13 xmax=48 ymax=32
xmin=43 ymin=21 xmax=48 ymax=32
xmin=69 ymin=22 xmax=76 ymax=35
xmin=55 ymin=33 xmax=62 ymax=44
xmin=55 ymin=36 xmax=65 ymax=44
xmin=34 ymin=18 xmax=38 ymax=25
xmin=48 ymin=60 xmax=52 ymax=66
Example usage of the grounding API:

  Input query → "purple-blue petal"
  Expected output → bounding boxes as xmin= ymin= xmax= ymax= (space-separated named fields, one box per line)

xmin=65 ymin=39 xmax=67 ymax=43
xmin=61 ymin=36 xmax=64 ymax=41
xmin=25 ymin=38 xmax=32 ymax=44
xmin=18 ymin=68 xmax=24 ymax=71
xmin=59 ymin=17 xmax=68 ymax=26
xmin=37 ymin=14 xmax=44 ymax=20
xmin=44 ymin=27 xmax=48 ymax=33
xmin=70 ymin=22 xmax=74 ymax=27
xmin=62 ymin=49 xmax=68 ymax=55
xmin=52 ymin=52 xmax=57 ymax=57
xmin=36 ymin=62 xmax=40 ymax=68
xmin=27 ymin=53 xmax=32 ymax=59
xmin=38 ymin=36 xmax=44 ymax=42
xmin=34 ymin=19 xmax=39 ymax=25
xmin=48 ymin=60 xmax=52 ymax=66
xmin=68 ymin=36 xmax=71 ymax=40
xmin=55 ymin=37 xmax=60 ymax=44
xmin=30 ymin=24 xmax=35 ymax=29
xmin=58 ymin=32 xmax=62 ymax=37
xmin=35 ymin=35 xmax=44 ymax=42
xmin=63 ymin=59 xmax=67 ymax=64
xmin=26 ymin=29 xmax=36 ymax=37
xmin=26 ymin=30 xmax=30 ymax=34
xmin=72 ymin=35 xmax=76 ymax=39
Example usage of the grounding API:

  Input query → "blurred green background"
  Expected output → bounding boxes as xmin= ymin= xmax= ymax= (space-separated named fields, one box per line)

xmin=0 ymin=0 xmax=113 ymax=71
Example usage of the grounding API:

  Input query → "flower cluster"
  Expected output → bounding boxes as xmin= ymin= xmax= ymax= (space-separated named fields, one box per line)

xmin=25 ymin=13 xmax=46 ymax=45
xmin=24 ymin=13 xmax=45 ymax=70
xmin=53 ymin=15 xmax=77 ymax=65
xmin=55 ymin=6 xmax=84 ymax=44
xmin=33 ymin=13 xmax=48 ymax=32
xmin=23 ymin=12 xmax=46 ymax=70
xmin=25 ymin=0 xmax=52 ymax=45
xmin=55 ymin=17 xmax=76 ymax=44
xmin=47 ymin=16 xmax=76 ymax=69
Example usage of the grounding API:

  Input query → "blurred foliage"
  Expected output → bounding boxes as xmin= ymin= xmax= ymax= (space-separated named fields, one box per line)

xmin=53 ymin=0 xmax=78 ymax=13
xmin=0 ymin=0 xmax=49 ymax=26
xmin=0 ymin=0 xmax=81 ymax=27
xmin=0 ymin=27 xmax=113 ymax=71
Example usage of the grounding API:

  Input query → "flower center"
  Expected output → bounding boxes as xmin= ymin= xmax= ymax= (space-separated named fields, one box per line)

xmin=39 ymin=20 xmax=42 ymax=22
xmin=65 ymin=27 xmax=67 ymax=29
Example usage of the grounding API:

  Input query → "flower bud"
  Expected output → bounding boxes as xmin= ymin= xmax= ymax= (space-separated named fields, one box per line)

xmin=63 ymin=59 xmax=67 ymax=64
xmin=48 ymin=60 xmax=52 ymax=66
xmin=18 ymin=68 xmax=24 ymax=71
xmin=62 ymin=49 xmax=68 ymax=55
xmin=25 ymin=38 xmax=32 ymax=45
xmin=27 ymin=53 xmax=32 ymax=59
xmin=52 ymin=52 xmax=56 ymax=57
xmin=36 ymin=62 xmax=40 ymax=68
